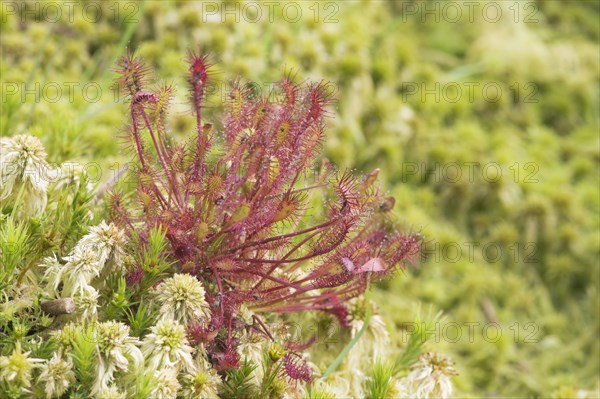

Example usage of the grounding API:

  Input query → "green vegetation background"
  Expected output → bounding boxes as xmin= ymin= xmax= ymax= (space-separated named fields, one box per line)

xmin=1 ymin=1 xmax=598 ymax=396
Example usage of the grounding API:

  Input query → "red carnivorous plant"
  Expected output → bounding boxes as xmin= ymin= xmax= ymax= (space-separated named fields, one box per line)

xmin=110 ymin=50 xmax=421 ymax=373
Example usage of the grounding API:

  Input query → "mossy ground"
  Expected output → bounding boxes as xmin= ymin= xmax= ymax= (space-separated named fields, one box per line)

xmin=1 ymin=1 xmax=598 ymax=397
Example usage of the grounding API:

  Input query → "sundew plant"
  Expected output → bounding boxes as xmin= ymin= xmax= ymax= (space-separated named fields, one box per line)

xmin=0 ymin=51 xmax=455 ymax=398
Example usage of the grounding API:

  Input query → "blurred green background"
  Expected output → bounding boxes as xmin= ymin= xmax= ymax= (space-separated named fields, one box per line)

xmin=1 ymin=0 xmax=598 ymax=396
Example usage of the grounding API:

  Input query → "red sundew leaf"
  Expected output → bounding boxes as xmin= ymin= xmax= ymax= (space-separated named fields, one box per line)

xmin=310 ymin=272 xmax=353 ymax=289
xmin=279 ymin=71 xmax=300 ymax=107
xmin=132 ymin=91 xmax=158 ymax=105
xmin=114 ymin=49 xmax=152 ymax=97
xmin=187 ymin=51 xmax=212 ymax=87
xmin=125 ymin=267 xmax=144 ymax=286
xmin=309 ymin=222 xmax=350 ymax=257
xmin=188 ymin=316 xmax=221 ymax=345
xmin=283 ymin=352 xmax=312 ymax=382
xmin=214 ymin=348 xmax=240 ymax=371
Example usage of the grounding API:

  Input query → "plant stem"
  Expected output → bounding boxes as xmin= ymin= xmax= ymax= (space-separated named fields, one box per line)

xmin=321 ymin=285 xmax=372 ymax=379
